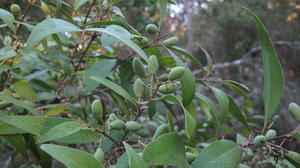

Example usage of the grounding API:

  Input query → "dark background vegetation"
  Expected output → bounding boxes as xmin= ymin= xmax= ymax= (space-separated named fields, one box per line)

xmin=0 ymin=0 xmax=299 ymax=167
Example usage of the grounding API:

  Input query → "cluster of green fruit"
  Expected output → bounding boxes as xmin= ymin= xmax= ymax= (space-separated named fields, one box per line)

xmin=132 ymin=55 xmax=186 ymax=97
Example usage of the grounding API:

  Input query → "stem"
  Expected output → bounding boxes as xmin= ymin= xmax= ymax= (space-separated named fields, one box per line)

xmin=92 ymin=128 xmax=119 ymax=146
xmin=83 ymin=0 xmax=97 ymax=25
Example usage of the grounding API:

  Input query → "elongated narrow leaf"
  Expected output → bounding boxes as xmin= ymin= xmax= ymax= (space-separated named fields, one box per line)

xmin=158 ymin=0 xmax=168 ymax=27
xmin=1 ymin=134 xmax=28 ymax=158
xmin=26 ymin=18 xmax=82 ymax=50
xmin=39 ymin=121 xmax=85 ymax=143
xmin=0 ymin=121 xmax=26 ymax=134
xmin=143 ymin=133 xmax=190 ymax=168
xmin=194 ymin=42 xmax=213 ymax=73
xmin=0 ymin=9 xmax=15 ymax=33
xmin=245 ymin=7 xmax=284 ymax=126
xmin=13 ymin=80 xmax=37 ymax=101
xmin=168 ymin=46 xmax=204 ymax=70
xmin=41 ymin=144 xmax=104 ymax=168
xmin=86 ymin=27 xmax=149 ymax=62
xmin=166 ymin=47 xmax=196 ymax=106
xmin=0 ymin=115 xmax=74 ymax=136
xmin=191 ymin=140 xmax=242 ymax=168
xmin=91 ymin=76 xmax=136 ymax=106
xmin=160 ymin=95 xmax=196 ymax=139
xmin=53 ymin=129 xmax=100 ymax=144
xmin=228 ymin=97 xmax=250 ymax=131
xmin=0 ymin=94 xmax=38 ymax=114
xmin=195 ymin=92 xmax=218 ymax=123
xmin=210 ymin=87 xmax=229 ymax=116
xmin=86 ymin=20 xmax=141 ymax=35
xmin=123 ymin=142 xmax=148 ymax=168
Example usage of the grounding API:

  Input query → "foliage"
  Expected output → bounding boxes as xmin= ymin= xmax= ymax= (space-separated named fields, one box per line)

xmin=0 ymin=0 xmax=299 ymax=168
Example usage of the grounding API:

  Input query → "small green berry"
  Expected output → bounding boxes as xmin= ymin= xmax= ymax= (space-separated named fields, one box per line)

xmin=125 ymin=121 xmax=142 ymax=132
xmin=10 ymin=4 xmax=21 ymax=13
xmin=109 ymin=120 xmax=125 ymax=130
xmin=148 ymin=55 xmax=159 ymax=74
xmin=132 ymin=58 xmax=147 ymax=78
xmin=168 ymin=67 xmax=186 ymax=80
xmin=253 ymin=135 xmax=266 ymax=147
xmin=266 ymin=129 xmax=277 ymax=139
xmin=146 ymin=24 xmax=159 ymax=34
xmin=162 ymin=36 xmax=178 ymax=46
xmin=288 ymin=103 xmax=300 ymax=122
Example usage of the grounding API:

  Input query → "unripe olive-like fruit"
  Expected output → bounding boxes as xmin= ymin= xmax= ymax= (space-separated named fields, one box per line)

xmin=288 ymin=103 xmax=300 ymax=122
xmin=153 ymin=124 xmax=168 ymax=139
xmin=91 ymin=99 xmax=103 ymax=118
xmin=108 ymin=113 xmax=117 ymax=122
xmin=162 ymin=36 xmax=178 ymax=46
xmin=285 ymin=150 xmax=300 ymax=163
xmin=158 ymin=74 xmax=169 ymax=81
xmin=94 ymin=147 xmax=105 ymax=162
xmin=148 ymin=55 xmax=159 ymax=74
xmin=146 ymin=24 xmax=159 ymax=34
xmin=10 ymin=4 xmax=21 ymax=13
xmin=109 ymin=120 xmax=125 ymax=130
xmin=134 ymin=129 xmax=149 ymax=138
xmin=141 ymin=37 xmax=151 ymax=46
xmin=168 ymin=67 xmax=186 ymax=80
xmin=242 ymin=148 xmax=254 ymax=161
xmin=158 ymin=82 xmax=180 ymax=94
xmin=186 ymin=152 xmax=197 ymax=163
xmin=266 ymin=129 xmax=277 ymax=139
xmin=41 ymin=1 xmax=51 ymax=14
xmin=238 ymin=164 xmax=250 ymax=168
xmin=133 ymin=79 xmax=144 ymax=97
xmin=253 ymin=135 xmax=266 ymax=147
xmin=272 ymin=115 xmax=280 ymax=122
xmin=65 ymin=41 xmax=76 ymax=48
xmin=132 ymin=58 xmax=147 ymax=78
xmin=125 ymin=121 xmax=142 ymax=132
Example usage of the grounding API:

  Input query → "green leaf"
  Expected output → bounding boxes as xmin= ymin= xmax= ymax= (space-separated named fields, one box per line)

xmin=166 ymin=47 xmax=196 ymax=106
xmin=0 ymin=9 xmax=15 ymax=33
xmin=82 ymin=59 xmax=116 ymax=94
xmin=13 ymin=80 xmax=37 ymax=102
xmin=160 ymin=95 xmax=196 ymax=139
xmin=191 ymin=140 xmax=242 ymax=168
xmin=210 ymin=87 xmax=229 ymax=116
xmin=244 ymin=7 xmax=284 ymax=126
xmin=0 ymin=121 xmax=26 ymax=134
xmin=1 ymin=134 xmax=28 ymax=158
xmin=53 ymin=129 xmax=100 ymax=144
xmin=86 ymin=20 xmax=141 ymax=35
xmin=0 ymin=115 xmax=75 ymax=136
xmin=195 ymin=92 xmax=218 ymax=123
xmin=284 ymin=151 xmax=300 ymax=167
xmin=193 ymin=42 xmax=213 ymax=73
xmin=0 ymin=94 xmax=38 ymax=114
xmin=41 ymin=144 xmax=104 ymax=168
xmin=26 ymin=18 xmax=82 ymax=50
xmin=228 ymin=97 xmax=250 ymax=131
xmin=143 ymin=133 xmax=190 ymax=168
xmin=123 ymin=142 xmax=148 ymax=168
xmin=39 ymin=121 xmax=85 ymax=143
xmin=158 ymin=0 xmax=168 ymax=27
xmin=168 ymin=46 xmax=204 ymax=70
xmin=0 ymin=46 xmax=16 ymax=61
xmin=90 ymin=77 xmax=136 ymax=106
xmin=86 ymin=26 xmax=149 ymax=62
xmin=74 ymin=0 xmax=88 ymax=10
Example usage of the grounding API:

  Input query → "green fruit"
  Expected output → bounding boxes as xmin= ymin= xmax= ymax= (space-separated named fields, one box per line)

xmin=134 ymin=129 xmax=149 ymax=138
xmin=148 ymin=55 xmax=159 ymax=74
xmin=109 ymin=120 xmax=125 ymax=130
xmin=158 ymin=82 xmax=180 ymax=94
xmin=238 ymin=164 xmax=250 ymax=168
xmin=10 ymin=4 xmax=21 ymax=13
xmin=65 ymin=41 xmax=76 ymax=48
xmin=272 ymin=115 xmax=280 ymax=122
xmin=285 ymin=151 xmax=300 ymax=163
xmin=186 ymin=152 xmax=197 ymax=163
xmin=91 ymin=99 xmax=103 ymax=118
xmin=266 ymin=129 xmax=277 ymax=139
xmin=41 ymin=1 xmax=51 ymax=14
xmin=153 ymin=124 xmax=168 ymax=139
xmin=158 ymin=74 xmax=169 ymax=81
xmin=242 ymin=148 xmax=254 ymax=161
xmin=141 ymin=37 xmax=151 ymax=46
xmin=132 ymin=58 xmax=147 ymax=78
xmin=94 ymin=147 xmax=105 ymax=162
xmin=162 ymin=36 xmax=178 ymax=46
xmin=168 ymin=67 xmax=186 ymax=80
xmin=253 ymin=135 xmax=266 ymax=147
xmin=133 ymin=79 xmax=144 ymax=97
xmin=288 ymin=103 xmax=300 ymax=122
xmin=125 ymin=121 xmax=142 ymax=132
xmin=146 ymin=24 xmax=159 ymax=34
xmin=108 ymin=113 xmax=118 ymax=122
